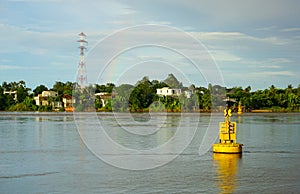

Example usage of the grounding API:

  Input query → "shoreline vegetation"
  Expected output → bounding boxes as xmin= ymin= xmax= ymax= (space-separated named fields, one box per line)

xmin=1 ymin=74 xmax=299 ymax=113
xmin=1 ymin=111 xmax=300 ymax=117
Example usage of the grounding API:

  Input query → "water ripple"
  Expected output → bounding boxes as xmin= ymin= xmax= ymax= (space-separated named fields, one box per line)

xmin=0 ymin=171 xmax=59 ymax=179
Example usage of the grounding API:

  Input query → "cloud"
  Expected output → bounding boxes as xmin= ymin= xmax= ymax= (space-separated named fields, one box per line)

xmin=2 ymin=0 xmax=299 ymax=90
xmin=124 ymin=0 xmax=300 ymax=31
xmin=106 ymin=20 xmax=135 ymax=26
xmin=209 ymin=51 xmax=241 ymax=62
xmin=258 ymin=65 xmax=281 ymax=69
xmin=145 ymin=21 xmax=172 ymax=25
xmin=0 ymin=65 xmax=23 ymax=70
xmin=0 ymin=64 xmax=41 ymax=70
xmin=281 ymin=28 xmax=300 ymax=32
xmin=270 ymin=58 xmax=292 ymax=63
xmin=83 ymin=25 xmax=226 ymax=86
xmin=255 ymin=26 xmax=277 ymax=31
xmin=254 ymin=70 xmax=295 ymax=77
xmin=0 ymin=23 xmax=105 ymax=56
xmin=193 ymin=31 xmax=292 ymax=46
xmin=0 ymin=23 xmax=74 ymax=54
xmin=244 ymin=58 xmax=292 ymax=68
xmin=7 ymin=0 xmax=60 ymax=1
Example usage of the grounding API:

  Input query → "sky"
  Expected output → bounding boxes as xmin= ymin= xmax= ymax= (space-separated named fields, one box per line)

xmin=0 ymin=0 xmax=299 ymax=91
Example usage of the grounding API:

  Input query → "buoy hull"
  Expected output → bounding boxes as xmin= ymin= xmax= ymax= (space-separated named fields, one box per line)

xmin=213 ymin=143 xmax=243 ymax=154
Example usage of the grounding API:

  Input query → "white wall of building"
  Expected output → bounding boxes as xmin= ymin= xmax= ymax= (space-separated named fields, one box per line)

xmin=156 ymin=87 xmax=181 ymax=96
xmin=42 ymin=91 xmax=58 ymax=97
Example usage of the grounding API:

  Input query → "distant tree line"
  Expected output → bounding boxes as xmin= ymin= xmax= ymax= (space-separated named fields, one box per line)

xmin=0 ymin=81 xmax=75 ymax=111
xmin=0 ymin=75 xmax=299 ymax=112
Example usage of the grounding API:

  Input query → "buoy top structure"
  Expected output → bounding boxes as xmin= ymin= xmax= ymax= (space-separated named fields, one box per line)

xmin=213 ymin=99 xmax=243 ymax=153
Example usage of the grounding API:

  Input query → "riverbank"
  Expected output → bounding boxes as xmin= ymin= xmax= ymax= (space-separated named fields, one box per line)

xmin=1 ymin=111 xmax=300 ymax=117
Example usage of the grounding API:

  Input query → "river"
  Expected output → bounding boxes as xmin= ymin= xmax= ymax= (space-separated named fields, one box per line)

xmin=0 ymin=112 xmax=299 ymax=193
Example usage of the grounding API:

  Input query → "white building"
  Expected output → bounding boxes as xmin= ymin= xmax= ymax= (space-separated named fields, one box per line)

xmin=52 ymin=101 xmax=63 ymax=111
xmin=95 ymin=92 xmax=111 ymax=107
xmin=156 ymin=87 xmax=181 ymax=96
xmin=184 ymin=90 xmax=193 ymax=98
xmin=3 ymin=91 xmax=17 ymax=101
xmin=62 ymin=94 xmax=75 ymax=111
xmin=41 ymin=91 xmax=58 ymax=97
xmin=34 ymin=90 xmax=58 ymax=106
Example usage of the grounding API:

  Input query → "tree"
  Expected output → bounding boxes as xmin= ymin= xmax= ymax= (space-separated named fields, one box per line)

xmin=64 ymin=81 xmax=74 ymax=96
xmin=105 ymin=83 xmax=115 ymax=93
xmin=110 ymin=84 xmax=134 ymax=112
xmin=129 ymin=77 xmax=157 ymax=112
xmin=202 ymin=89 xmax=212 ymax=111
xmin=9 ymin=96 xmax=37 ymax=111
xmin=33 ymin=84 xmax=48 ymax=96
xmin=95 ymin=83 xmax=115 ymax=93
xmin=95 ymin=84 xmax=106 ymax=93
xmin=114 ymin=84 xmax=134 ymax=97
xmin=0 ymin=86 xmax=6 ymax=110
xmin=287 ymin=93 xmax=299 ymax=111
xmin=95 ymin=96 xmax=102 ymax=110
xmin=52 ymin=81 xmax=65 ymax=95
xmin=195 ymin=86 xmax=210 ymax=111
xmin=16 ymin=81 xmax=30 ymax=103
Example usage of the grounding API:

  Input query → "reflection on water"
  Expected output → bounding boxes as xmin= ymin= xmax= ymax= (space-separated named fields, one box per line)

xmin=237 ymin=116 xmax=242 ymax=124
xmin=213 ymin=153 xmax=242 ymax=194
xmin=35 ymin=116 xmax=74 ymax=122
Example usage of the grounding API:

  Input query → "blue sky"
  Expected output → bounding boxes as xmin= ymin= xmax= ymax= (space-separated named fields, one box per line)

xmin=0 ymin=0 xmax=299 ymax=91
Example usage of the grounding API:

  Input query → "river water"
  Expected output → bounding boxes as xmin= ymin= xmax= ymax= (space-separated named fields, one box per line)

xmin=0 ymin=112 xmax=299 ymax=193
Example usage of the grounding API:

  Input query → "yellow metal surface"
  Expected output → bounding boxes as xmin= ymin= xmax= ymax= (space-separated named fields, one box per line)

xmin=213 ymin=107 xmax=243 ymax=153
xmin=219 ymin=122 xmax=237 ymax=143
xmin=237 ymin=101 xmax=243 ymax=115
xmin=213 ymin=143 xmax=243 ymax=153
xmin=224 ymin=108 xmax=232 ymax=117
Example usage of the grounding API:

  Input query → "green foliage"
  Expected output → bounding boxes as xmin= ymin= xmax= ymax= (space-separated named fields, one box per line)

xmin=227 ymin=84 xmax=300 ymax=112
xmin=179 ymin=93 xmax=198 ymax=112
xmin=104 ymin=99 xmax=112 ymax=112
xmin=0 ymin=81 xmax=31 ymax=110
xmin=0 ymin=87 xmax=7 ymax=110
xmin=16 ymin=82 xmax=30 ymax=103
xmin=33 ymin=84 xmax=48 ymax=96
xmin=110 ymin=84 xmax=133 ymax=111
xmin=51 ymin=81 xmax=74 ymax=101
xmin=129 ymin=77 xmax=157 ymax=112
xmin=8 ymin=103 xmax=30 ymax=111
xmin=74 ymin=104 xmax=84 ymax=112
xmin=114 ymin=84 xmax=134 ymax=97
xmin=73 ymin=87 xmax=95 ymax=112
xmin=95 ymin=96 xmax=102 ymax=110
xmin=0 ymin=79 xmax=299 ymax=112
xmin=95 ymin=83 xmax=115 ymax=93
xmin=8 ymin=96 xmax=37 ymax=111
xmin=196 ymin=87 xmax=211 ymax=111
xmin=149 ymin=100 xmax=166 ymax=112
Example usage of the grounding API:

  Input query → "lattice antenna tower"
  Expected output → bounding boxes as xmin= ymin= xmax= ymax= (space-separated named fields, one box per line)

xmin=76 ymin=32 xmax=88 ymax=89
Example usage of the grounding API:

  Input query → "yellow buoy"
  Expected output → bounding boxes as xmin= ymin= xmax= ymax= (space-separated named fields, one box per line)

xmin=237 ymin=101 xmax=243 ymax=115
xmin=213 ymin=106 xmax=243 ymax=153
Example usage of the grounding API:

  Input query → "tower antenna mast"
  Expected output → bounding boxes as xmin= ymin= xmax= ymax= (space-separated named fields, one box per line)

xmin=76 ymin=32 xmax=88 ymax=89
